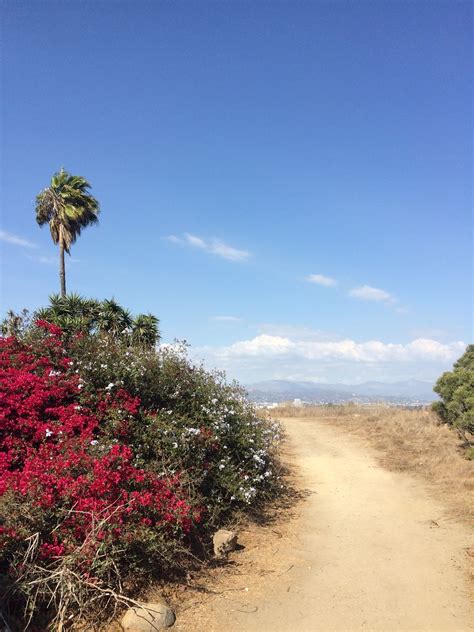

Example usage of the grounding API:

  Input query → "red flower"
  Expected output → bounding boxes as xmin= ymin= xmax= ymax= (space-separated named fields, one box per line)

xmin=0 ymin=333 xmax=197 ymax=564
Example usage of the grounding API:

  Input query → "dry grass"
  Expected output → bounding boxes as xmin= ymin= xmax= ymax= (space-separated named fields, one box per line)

xmin=274 ymin=404 xmax=474 ymax=525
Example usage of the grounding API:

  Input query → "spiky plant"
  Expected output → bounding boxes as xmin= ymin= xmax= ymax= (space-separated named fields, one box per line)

xmin=35 ymin=169 xmax=100 ymax=296
xmin=132 ymin=314 xmax=160 ymax=349
xmin=96 ymin=299 xmax=132 ymax=339
xmin=35 ymin=294 xmax=100 ymax=336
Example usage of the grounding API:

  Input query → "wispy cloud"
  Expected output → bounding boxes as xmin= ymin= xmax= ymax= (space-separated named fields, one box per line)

xmin=212 ymin=315 xmax=242 ymax=322
xmin=349 ymin=284 xmax=395 ymax=303
xmin=165 ymin=233 xmax=251 ymax=262
xmin=34 ymin=255 xmax=57 ymax=265
xmin=257 ymin=323 xmax=337 ymax=341
xmin=306 ymin=273 xmax=337 ymax=287
xmin=27 ymin=254 xmax=82 ymax=266
xmin=165 ymin=235 xmax=183 ymax=245
xmin=0 ymin=229 xmax=37 ymax=249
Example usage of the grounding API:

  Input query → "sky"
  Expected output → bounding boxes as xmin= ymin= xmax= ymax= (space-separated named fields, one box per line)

xmin=1 ymin=1 xmax=472 ymax=385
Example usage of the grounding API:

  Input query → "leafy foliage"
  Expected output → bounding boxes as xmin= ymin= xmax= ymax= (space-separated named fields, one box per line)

xmin=35 ymin=168 xmax=100 ymax=295
xmin=0 ymin=307 xmax=280 ymax=628
xmin=25 ymin=294 xmax=160 ymax=349
xmin=35 ymin=169 xmax=99 ymax=253
xmin=433 ymin=345 xmax=474 ymax=434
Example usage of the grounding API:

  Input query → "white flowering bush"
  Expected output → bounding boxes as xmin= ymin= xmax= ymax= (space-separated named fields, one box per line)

xmin=70 ymin=336 xmax=281 ymax=528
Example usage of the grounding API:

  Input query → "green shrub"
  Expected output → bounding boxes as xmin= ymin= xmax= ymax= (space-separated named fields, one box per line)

xmin=432 ymin=344 xmax=474 ymax=434
xmin=0 ymin=301 xmax=281 ymax=629
xmin=11 ymin=293 xmax=161 ymax=348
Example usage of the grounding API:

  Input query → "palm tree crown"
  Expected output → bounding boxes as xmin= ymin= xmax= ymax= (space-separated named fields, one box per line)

xmin=35 ymin=169 xmax=99 ymax=295
xmin=132 ymin=313 xmax=160 ymax=348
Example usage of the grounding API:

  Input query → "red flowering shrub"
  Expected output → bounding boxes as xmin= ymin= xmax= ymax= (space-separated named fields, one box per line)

xmin=0 ymin=322 xmax=197 ymax=627
xmin=0 ymin=312 xmax=280 ymax=629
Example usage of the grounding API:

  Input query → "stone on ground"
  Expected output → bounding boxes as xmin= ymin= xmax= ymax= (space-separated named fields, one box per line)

xmin=213 ymin=529 xmax=238 ymax=558
xmin=120 ymin=599 xmax=175 ymax=632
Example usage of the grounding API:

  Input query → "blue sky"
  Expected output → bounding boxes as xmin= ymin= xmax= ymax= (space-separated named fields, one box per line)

xmin=1 ymin=1 xmax=471 ymax=384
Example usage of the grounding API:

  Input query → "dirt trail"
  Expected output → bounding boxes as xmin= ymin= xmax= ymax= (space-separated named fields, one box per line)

xmin=176 ymin=416 xmax=473 ymax=632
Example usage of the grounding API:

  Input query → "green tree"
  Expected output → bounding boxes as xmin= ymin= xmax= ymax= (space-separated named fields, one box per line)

xmin=35 ymin=169 xmax=100 ymax=296
xmin=96 ymin=299 xmax=132 ymax=338
xmin=132 ymin=313 xmax=160 ymax=348
xmin=433 ymin=344 xmax=474 ymax=434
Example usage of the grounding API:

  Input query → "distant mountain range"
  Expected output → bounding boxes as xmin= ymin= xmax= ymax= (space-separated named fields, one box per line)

xmin=246 ymin=379 xmax=437 ymax=404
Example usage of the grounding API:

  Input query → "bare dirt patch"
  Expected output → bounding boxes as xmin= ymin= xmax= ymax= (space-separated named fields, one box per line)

xmin=168 ymin=410 xmax=473 ymax=631
xmin=166 ymin=438 xmax=306 ymax=631
xmin=277 ymin=404 xmax=473 ymax=525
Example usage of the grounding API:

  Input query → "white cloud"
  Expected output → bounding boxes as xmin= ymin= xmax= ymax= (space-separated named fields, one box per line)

xmin=222 ymin=334 xmax=294 ymax=357
xmin=212 ymin=335 xmax=464 ymax=363
xmin=257 ymin=324 xmax=335 ymax=341
xmin=0 ymin=230 xmax=37 ymax=249
xmin=192 ymin=330 xmax=466 ymax=384
xmin=165 ymin=233 xmax=251 ymax=262
xmin=349 ymin=285 xmax=395 ymax=303
xmin=306 ymin=273 xmax=337 ymax=287
xmin=212 ymin=316 xmax=242 ymax=322
xmin=27 ymin=254 xmax=81 ymax=266
xmin=165 ymin=235 xmax=183 ymax=245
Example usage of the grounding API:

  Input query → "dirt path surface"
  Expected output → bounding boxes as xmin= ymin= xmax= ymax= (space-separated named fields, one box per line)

xmin=175 ymin=416 xmax=473 ymax=632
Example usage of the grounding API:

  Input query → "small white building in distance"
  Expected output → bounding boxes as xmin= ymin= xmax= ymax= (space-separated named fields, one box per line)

xmin=293 ymin=398 xmax=303 ymax=407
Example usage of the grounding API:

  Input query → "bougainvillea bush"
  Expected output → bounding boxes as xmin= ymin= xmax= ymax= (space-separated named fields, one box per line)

xmin=0 ymin=315 xmax=280 ymax=629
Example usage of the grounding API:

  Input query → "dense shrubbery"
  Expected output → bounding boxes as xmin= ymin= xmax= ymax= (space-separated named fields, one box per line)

xmin=3 ymin=293 xmax=160 ymax=348
xmin=0 ymin=304 xmax=280 ymax=629
xmin=433 ymin=344 xmax=474 ymax=435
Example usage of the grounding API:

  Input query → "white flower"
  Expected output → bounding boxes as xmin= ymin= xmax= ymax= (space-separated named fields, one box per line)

xmin=105 ymin=383 xmax=114 ymax=391
xmin=172 ymin=442 xmax=178 ymax=449
xmin=90 ymin=440 xmax=98 ymax=446
xmin=45 ymin=429 xmax=53 ymax=438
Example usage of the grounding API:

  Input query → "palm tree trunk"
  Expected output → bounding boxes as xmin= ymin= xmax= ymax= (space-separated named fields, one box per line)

xmin=59 ymin=235 xmax=66 ymax=297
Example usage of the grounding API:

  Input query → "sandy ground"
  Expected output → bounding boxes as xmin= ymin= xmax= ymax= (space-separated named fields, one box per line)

xmin=173 ymin=416 xmax=473 ymax=632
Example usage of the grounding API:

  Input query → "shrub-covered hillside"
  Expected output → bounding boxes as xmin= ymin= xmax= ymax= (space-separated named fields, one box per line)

xmin=0 ymin=297 xmax=281 ymax=630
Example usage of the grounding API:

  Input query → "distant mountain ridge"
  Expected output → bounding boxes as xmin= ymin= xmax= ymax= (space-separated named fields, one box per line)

xmin=246 ymin=379 xmax=437 ymax=404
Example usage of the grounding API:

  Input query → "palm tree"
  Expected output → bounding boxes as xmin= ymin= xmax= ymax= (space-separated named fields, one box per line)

xmin=132 ymin=314 xmax=160 ymax=348
xmin=97 ymin=299 xmax=133 ymax=339
xmin=35 ymin=293 xmax=100 ymax=335
xmin=35 ymin=169 xmax=100 ymax=296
